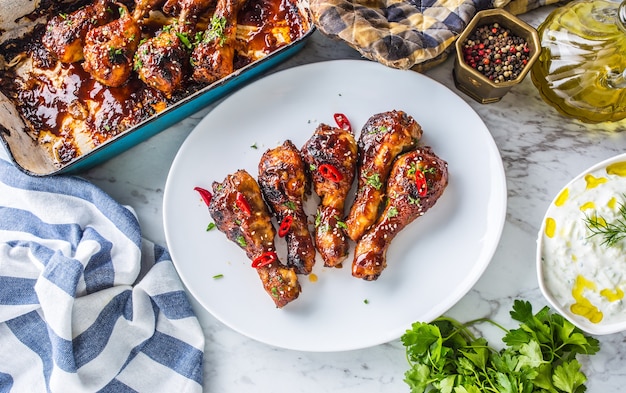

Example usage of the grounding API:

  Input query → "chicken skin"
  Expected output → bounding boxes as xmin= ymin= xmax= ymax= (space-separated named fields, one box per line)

xmin=191 ymin=0 xmax=247 ymax=84
xmin=134 ymin=26 xmax=190 ymax=96
xmin=258 ymin=140 xmax=316 ymax=275
xmin=208 ymin=169 xmax=301 ymax=308
xmin=42 ymin=0 xmax=115 ymax=63
xmin=345 ymin=110 xmax=422 ymax=241
xmin=301 ymin=123 xmax=358 ymax=267
xmin=352 ymin=146 xmax=448 ymax=281
xmin=134 ymin=0 xmax=215 ymax=96
xmin=82 ymin=5 xmax=141 ymax=87
xmin=82 ymin=0 xmax=167 ymax=87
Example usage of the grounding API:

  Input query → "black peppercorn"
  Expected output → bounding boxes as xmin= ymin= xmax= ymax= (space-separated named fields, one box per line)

xmin=461 ymin=22 xmax=531 ymax=83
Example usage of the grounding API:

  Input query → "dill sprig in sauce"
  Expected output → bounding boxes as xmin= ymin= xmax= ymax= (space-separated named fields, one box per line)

xmin=584 ymin=195 xmax=626 ymax=247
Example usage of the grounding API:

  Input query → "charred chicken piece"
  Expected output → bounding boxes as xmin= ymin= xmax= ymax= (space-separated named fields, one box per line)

xmin=301 ymin=123 xmax=358 ymax=267
xmin=258 ymin=140 xmax=316 ymax=275
xmin=134 ymin=26 xmax=190 ymax=96
xmin=82 ymin=5 xmax=141 ymax=87
xmin=208 ymin=169 xmax=301 ymax=308
xmin=42 ymin=0 xmax=115 ymax=63
xmin=352 ymin=147 xmax=448 ymax=280
xmin=345 ymin=110 xmax=422 ymax=241
xmin=191 ymin=0 xmax=247 ymax=84
xmin=82 ymin=0 xmax=167 ymax=87
xmin=134 ymin=0 xmax=215 ymax=96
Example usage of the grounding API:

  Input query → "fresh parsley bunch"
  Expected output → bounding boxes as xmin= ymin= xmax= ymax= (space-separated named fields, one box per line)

xmin=401 ymin=300 xmax=600 ymax=393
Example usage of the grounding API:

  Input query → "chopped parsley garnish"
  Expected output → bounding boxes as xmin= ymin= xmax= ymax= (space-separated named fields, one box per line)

xmin=204 ymin=15 xmax=227 ymax=46
xmin=314 ymin=211 xmax=322 ymax=228
xmin=236 ymin=235 xmax=247 ymax=247
xmin=176 ymin=32 xmax=193 ymax=49
xmin=365 ymin=173 xmax=383 ymax=190
xmin=369 ymin=125 xmax=388 ymax=134
xmin=336 ymin=219 xmax=348 ymax=230
xmin=283 ymin=201 xmax=297 ymax=210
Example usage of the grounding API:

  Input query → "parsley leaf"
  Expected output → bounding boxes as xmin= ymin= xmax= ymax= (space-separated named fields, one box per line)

xmin=402 ymin=300 xmax=600 ymax=393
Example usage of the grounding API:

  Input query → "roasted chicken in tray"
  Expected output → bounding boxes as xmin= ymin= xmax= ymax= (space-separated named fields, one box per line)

xmin=134 ymin=0 xmax=216 ymax=96
xmin=345 ymin=110 xmax=423 ymax=241
xmin=208 ymin=169 xmax=301 ymax=308
xmin=352 ymin=146 xmax=449 ymax=280
xmin=301 ymin=123 xmax=358 ymax=267
xmin=191 ymin=0 xmax=247 ymax=84
xmin=258 ymin=140 xmax=316 ymax=275
xmin=133 ymin=27 xmax=190 ymax=96
xmin=42 ymin=0 xmax=115 ymax=64
xmin=81 ymin=3 xmax=144 ymax=87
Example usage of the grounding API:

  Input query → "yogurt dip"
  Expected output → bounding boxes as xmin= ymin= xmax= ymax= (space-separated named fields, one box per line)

xmin=539 ymin=157 xmax=626 ymax=334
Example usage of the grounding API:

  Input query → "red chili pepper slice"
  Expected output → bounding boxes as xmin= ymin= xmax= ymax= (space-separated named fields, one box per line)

xmin=235 ymin=192 xmax=252 ymax=216
xmin=333 ymin=113 xmax=352 ymax=131
xmin=318 ymin=163 xmax=343 ymax=182
xmin=194 ymin=186 xmax=212 ymax=206
xmin=251 ymin=251 xmax=278 ymax=268
xmin=278 ymin=215 xmax=293 ymax=237
xmin=415 ymin=170 xmax=428 ymax=197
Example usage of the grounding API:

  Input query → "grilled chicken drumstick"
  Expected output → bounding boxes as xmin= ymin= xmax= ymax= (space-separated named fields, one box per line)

xmin=191 ymin=0 xmax=247 ymax=83
xmin=42 ymin=0 xmax=115 ymax=63
xmin=258 ymin=140 xmax=316 ymax=275
xmin=133 ymin=25 xmax=190 ymax=96
xmin=352 ymin=147 xmax=448 ymax=280
xmin=82 ymin=0 xmax=164 ymax=87
xmin=208 ymin=169 xmax=301 ymax=308
xmin=345 ymin=110 xmax=422 ymax=241
xmin=301 ymin=123 xmax=358 ymax=267
xmin=134 ymin=0 xmax=216 ymax=96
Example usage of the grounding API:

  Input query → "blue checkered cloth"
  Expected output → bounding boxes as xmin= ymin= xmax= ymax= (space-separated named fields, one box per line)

xmin=309 ymin=0 xmax=564 ymax=70
xmin=0 ymin=159 xmax=204 ymax=392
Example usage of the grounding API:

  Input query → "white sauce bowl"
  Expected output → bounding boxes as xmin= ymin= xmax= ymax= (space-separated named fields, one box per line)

xmin=537 ymin=153 xmax=626 ymax=335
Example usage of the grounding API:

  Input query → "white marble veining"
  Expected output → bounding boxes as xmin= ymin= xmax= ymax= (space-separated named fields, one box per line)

xmin=5 ymin=5 xmax=626 ymax=392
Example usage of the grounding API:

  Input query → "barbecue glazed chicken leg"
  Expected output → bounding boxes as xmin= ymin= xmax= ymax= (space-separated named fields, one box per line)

xmin=191 ymin=0 xmax=247 ymax=83
xmin=133 ymin=26 xmax=190 ymax=96
xmin=42 ymin=0 xmax=115 ymax=63
xmin=258 ymin=140 xmax=316 ymax=275
xmin=82 ymin=0 xmax=166 ymax=87
xmin=134 ymin=0 xmax=216 ymax=96
xmin=301 ymin=123 xmax=358 ymax=267
xmin=345 ymin=110 xmax=422 ymax=241
xmin=82 ymin=4 xmax=142 ymax=87
xmin=208 ymin=169 xmax=301 ymax=308
xmin=352 ymin=146 xmax=449 ymax=280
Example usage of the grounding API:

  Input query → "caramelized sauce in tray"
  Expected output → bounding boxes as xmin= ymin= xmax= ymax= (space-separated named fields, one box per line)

xmin=0 ymin=0 xmax=309 ymax=166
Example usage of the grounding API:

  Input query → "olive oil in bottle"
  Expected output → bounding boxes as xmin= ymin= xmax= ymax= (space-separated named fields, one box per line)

xmin=531 ymin=0 xmax=626 ymax=123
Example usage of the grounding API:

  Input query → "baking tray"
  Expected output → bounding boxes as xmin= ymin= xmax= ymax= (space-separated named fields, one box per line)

xmin=0 ymin=0 xmax=313 ymax=176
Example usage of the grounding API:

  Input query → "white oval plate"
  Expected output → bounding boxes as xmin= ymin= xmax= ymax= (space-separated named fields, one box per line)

xmin=163 ymin=60 xmax=507 ymax=352
xmin=537 ymin=153 xmax=626 ymax=335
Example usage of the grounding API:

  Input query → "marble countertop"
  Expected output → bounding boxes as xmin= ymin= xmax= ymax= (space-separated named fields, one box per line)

xmin=6 ymin=5 xmax=626 ymax=392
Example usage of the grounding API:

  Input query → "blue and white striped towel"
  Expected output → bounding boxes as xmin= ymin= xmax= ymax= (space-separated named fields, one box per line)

xmin=0 ymin=159 xmax=204 ymax=392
